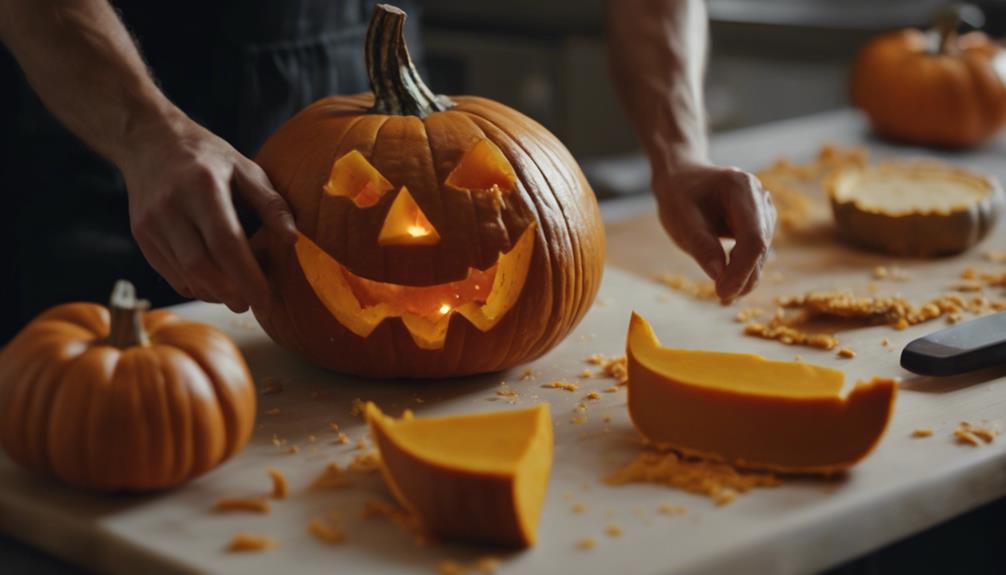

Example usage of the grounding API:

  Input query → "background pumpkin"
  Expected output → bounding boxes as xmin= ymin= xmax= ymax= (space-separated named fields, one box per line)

xmin=850 ymin=5 xmax=1006 ymax=148
xmin=252 ymin=4 xmax=605 ymax=378
xmin=0 ymin=281 xmax=256 ymax=491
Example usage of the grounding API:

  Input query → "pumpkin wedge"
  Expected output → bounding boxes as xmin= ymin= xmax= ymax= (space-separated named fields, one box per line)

xmin=626 ymin=313 xmax=896 ymax=474
xmin=365 ymin=402 xmax=553 ymax=547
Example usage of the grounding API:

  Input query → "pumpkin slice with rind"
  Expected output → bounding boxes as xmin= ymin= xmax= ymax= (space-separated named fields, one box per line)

xmin=365 ymin=402 xmax=553 ymax=547
xmin=626 ymin=313 xmax=896 ymax=474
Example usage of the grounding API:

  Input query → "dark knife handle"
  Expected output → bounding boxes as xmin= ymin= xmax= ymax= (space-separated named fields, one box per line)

xmin=901 ymin=311 xmax=1006 ymax=376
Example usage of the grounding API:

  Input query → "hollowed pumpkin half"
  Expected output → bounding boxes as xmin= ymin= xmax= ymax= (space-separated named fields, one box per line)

xmin=827 ymin=162 xmax=1003 ymax=257
xmin=366 ymin=402 xmax=553 ymax=548
xmin=626 ymin=313 xmax=896 ymax=474
xmin=295 ymin=224 xmax=535 ymax=350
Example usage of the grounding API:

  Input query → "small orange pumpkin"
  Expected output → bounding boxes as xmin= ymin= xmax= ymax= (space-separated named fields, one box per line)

xmin=851 ymin=5 xmax=1006 ymax=148
xmin=252 ymin=5 xmax=604 ymax=378
xmin=0 ymin=281 xmax=256 ymax=491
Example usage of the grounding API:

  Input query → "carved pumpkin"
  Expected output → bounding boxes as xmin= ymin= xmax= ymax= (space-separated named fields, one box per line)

xmin=851 ymin=5 xmax=1006 ymax=148
xmin=0 ymin=281 xmax=256 ymax=491
xmin=252 ymin=5 xmax=604 ymax=378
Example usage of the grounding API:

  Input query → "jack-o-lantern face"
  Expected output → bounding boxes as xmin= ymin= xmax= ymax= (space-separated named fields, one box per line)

xmin=251 ymin=4 xmax=604 ymax=378
xmin=294 ymin=140 xmax=536 ymax=350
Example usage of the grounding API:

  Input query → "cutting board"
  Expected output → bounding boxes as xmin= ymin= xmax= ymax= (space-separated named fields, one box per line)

xmin=3 ymin=259 xmax=1006 ymax=575
xmin=4 ymin=110 xmax=1006 ymax=574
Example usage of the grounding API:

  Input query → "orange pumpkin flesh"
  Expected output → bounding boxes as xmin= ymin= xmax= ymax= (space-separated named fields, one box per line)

xmin=366 ymin=402 xmax=553 ymax=548
xmin=626 ymin=313 xmax=896 ymax=474
xmin=851 ymin=7 xmax=1006 ymax=148
xmin=253 ymin=5 xmax=604 ymax=377
xmin=0 ymin=281 xmax=256 ymax=491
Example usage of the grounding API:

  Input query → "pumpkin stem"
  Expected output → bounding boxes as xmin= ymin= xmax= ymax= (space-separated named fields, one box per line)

xmin=366 ymin=4 xmax=455 ymax=117
xmin=104 ymin=280 xmax=151 ymax=348
xmin=934 ymin=3 xmax=985 ymax=54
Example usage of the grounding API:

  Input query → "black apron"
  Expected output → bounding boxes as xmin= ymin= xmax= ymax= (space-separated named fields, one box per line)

xmin=0 ymin=0 xmax=422 ymax=341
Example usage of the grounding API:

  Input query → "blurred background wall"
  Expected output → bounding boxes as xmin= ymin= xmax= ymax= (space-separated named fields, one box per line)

xmin=420 ymin=0 xmax=1005 ymax=166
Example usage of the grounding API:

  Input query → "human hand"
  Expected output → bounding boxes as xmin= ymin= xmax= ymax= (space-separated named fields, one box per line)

xmin=652 ymin=162 xmax=777 ymax=304
xmin=118 ymin=115 xmax=298 ymax=313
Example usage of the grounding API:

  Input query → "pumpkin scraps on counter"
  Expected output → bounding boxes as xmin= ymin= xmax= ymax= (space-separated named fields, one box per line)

xmin=625 ymin=313 xmax=896 ymax=474
xmin=226 ymin=533 xmax=278 ymax=553
xmin=307 ymin=516 xmax=347 ymax=545
xmin=366 ymin=402 xmax=554 ymax=548
xmin=754 ymin=143 xmax=868 ymax=234
xmin=250 ymin=4 xmax=604 ymax=379
xmin=607 ymin=450 xmax=780 ymax=506
xmin=954 ymin=421 xmax=999 ymax=447
xmin=743 ymin=289 xmax=1006 ymax=351
xmin=0 ymin=280 xmax=256 ymax=491
xmin=268 ymin=468 xmax=289 ymax=499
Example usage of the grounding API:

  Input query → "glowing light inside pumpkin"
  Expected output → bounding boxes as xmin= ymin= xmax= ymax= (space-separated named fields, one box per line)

xmin=408 ymin=224 xmax=431 ymax=238
xmin=378 ymin=187 xmax=440 ymax=246
xmin=295 ymin=224 xmax=536 ymax=350
xmin=445 ymin=139 xmax=518 ymax=192
xmin=295 ymin=140 xmax=540 ymax=349
xmin=343 ymin=264 xmax=497 ymax=322
xmin=324 ymin=150 xmax=394 ymax=208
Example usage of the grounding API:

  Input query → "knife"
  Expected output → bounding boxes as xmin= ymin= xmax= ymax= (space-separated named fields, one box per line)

xmin=901 ymin=310 xmax=1006 ymax=376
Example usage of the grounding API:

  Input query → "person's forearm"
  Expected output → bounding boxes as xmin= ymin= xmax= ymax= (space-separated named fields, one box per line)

xmin=0 ymin=0 xmax=181 ymax=167
xmin=606 ymin=0 xmax=776 ymax=302
xmin=606 ymin=0 xmax=709 ymax=174
xmin=0 ymin=0 xmax=299 ymax=312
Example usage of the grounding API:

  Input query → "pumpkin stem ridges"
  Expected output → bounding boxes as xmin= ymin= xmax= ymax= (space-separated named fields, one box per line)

xmin=103 ymin=280 xmax=151 ymax=348
xmin=366 ymin=4 xmax=455 ymax=117
xmin=933 ymin=3 xmax=984 ymax=54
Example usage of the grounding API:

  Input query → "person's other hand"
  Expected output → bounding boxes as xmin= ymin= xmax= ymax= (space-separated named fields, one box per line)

xmin=119 ymin=117 xmax=298 ymax=313
xmin=653 ymin=162 xmax=777 ymax=304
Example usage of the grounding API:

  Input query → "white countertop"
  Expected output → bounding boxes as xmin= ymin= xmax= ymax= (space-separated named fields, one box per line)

xmin=2 ymin=109 xmax=1006 ymax=575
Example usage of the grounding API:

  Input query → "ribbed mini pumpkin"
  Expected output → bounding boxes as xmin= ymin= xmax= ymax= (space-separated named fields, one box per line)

xmin=851 ymin=5 xmax=1006 ymax=148
xmin=252 ymin=4 xmax=604 ymax=378
xmin=0 ymin=281 xmax=256 ymax=491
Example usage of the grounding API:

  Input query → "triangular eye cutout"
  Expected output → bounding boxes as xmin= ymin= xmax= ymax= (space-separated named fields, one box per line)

xmin=445 ymin=140 xmax=517 ymax=193
xmin=378 ymin=187 xmax=441 ymax=246
xmin=324 ymin=150 xmax=394 ymax=208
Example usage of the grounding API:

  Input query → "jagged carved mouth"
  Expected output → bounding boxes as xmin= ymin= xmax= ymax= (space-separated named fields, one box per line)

xmin=294 ymin=225 xmax=535 ymax=350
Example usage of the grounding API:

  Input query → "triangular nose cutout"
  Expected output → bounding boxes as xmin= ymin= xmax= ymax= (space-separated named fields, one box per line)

xmin=378 ymin=187 xmax=441 ymax=246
